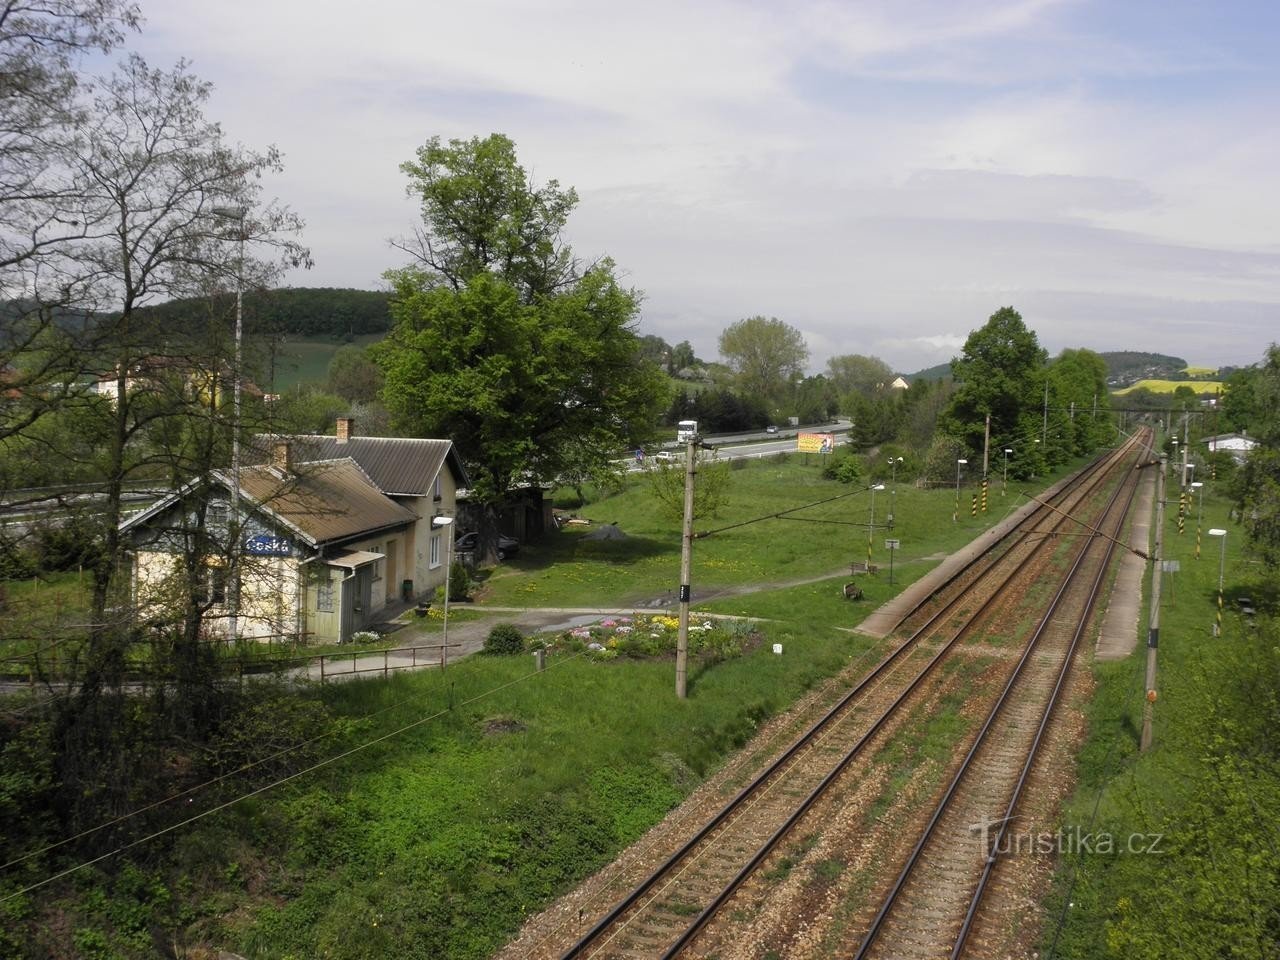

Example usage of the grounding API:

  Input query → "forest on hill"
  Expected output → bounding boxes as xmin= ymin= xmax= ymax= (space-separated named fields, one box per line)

xmin=136 ymin=287 xmax=392 ymax=339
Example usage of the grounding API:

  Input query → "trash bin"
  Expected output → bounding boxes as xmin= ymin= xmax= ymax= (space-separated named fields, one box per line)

xmin=401 ymin=579 xmax=413 ymax=602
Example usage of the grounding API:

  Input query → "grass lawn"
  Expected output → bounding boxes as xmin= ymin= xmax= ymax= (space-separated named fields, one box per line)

xmin=480 ymin=454 xmax=1040 ymax=610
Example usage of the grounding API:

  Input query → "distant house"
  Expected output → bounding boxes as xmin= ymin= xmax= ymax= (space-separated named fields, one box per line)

xmin=94 ymin=356 xmax=264 ymax=407
xmin=889 ymin=376 xmax=910 ymax=391
xmin=120 ymin=418 xmax=468 ymax=644
xmin=1203 ymin=433 xmax=1258 ymax=461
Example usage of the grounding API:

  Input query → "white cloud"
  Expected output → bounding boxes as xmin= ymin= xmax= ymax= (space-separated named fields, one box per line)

xmin=122 ymin=0 xmax=1279 ymax=373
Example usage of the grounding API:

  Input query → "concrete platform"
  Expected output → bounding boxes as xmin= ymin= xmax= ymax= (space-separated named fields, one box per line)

xmin=1094 ymin=465 xmax=1155 ymax=661
xmin=856 ymin=470 xmax=1089 ymax=640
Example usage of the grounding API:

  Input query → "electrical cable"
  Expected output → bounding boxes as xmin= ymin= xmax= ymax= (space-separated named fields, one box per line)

xmin=695 ymin=485 xmax=875 ymax=539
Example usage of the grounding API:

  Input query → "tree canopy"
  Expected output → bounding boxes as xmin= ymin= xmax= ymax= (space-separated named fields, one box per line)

xmin=392 ymin=133 xmax=578 ymax=302
xmin=942 ymin=306 xmax=1047 ymax=468
xmin=1236 ymin=344 xmax=1280 ymax=567
xmin=377 ymin=135 xmax=666 ymax=505
xmin=717 ymin=316 xmax=808 ymax=416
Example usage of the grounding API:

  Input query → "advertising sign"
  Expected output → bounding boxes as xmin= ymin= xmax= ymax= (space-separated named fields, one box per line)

xmin=797 ymin=432 xmax=835 ymax=454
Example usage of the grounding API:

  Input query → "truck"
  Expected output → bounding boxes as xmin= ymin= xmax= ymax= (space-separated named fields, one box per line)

xmin=676 ymin=419 xmax=698 ymax=442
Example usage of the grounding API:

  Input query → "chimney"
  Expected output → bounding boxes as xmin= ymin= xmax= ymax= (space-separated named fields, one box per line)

xmin=272 ymin=440 xmax=293 ymax=474
xmin=336 ymin=416 xmax=354 ymax=444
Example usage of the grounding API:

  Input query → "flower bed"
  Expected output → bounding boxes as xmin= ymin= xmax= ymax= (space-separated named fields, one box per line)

xmin=548 ymin=614 xmax=759 ymax=662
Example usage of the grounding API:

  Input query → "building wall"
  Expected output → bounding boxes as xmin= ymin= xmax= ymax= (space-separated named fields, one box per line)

xmin=133 ymin=549 xmax=303 ymax=641
xmin=401 ymin=463 xmax=459 ymax=599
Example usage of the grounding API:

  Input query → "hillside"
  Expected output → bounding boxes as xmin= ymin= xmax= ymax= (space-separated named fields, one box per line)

xmin=135 ymin=287 xmax=392 ymax=339
xmin=1099 ymin=351 xmax=1188 ymax=387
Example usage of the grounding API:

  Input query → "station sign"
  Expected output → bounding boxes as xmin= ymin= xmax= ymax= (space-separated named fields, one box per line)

xmin=244 ymin=534 xmax=292 ymax=556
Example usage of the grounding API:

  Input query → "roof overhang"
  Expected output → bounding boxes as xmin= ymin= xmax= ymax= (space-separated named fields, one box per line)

xmin=326 ymin=549 xmax=383 ymax=570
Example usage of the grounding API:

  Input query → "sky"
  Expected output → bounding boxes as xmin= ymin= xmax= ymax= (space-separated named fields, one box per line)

xmin=130 ymin=0 xmax=1279 ymax=374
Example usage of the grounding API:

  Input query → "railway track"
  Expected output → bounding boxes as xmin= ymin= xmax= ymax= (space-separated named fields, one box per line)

xmin=854 ymin=434 xmax=1143 ymax=959
xmin=519 ymin=433 xmax=1147 ymax=960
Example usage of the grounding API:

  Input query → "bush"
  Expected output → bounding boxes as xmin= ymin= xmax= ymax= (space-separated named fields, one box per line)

xmin=436 ymin=559 xmax=472 ymax=604
xmin=484 ymin=624 xmax=524 ymax=655
xmin=821 ymin=454 xmax=863 ymax=484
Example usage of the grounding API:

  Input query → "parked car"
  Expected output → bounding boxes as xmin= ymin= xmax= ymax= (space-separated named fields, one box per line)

xmin=454 ymin=531 xmax=520 ymax=559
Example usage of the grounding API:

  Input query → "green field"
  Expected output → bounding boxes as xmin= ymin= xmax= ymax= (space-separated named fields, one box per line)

xmin=265 ymin=333 xmax=386 ymax=393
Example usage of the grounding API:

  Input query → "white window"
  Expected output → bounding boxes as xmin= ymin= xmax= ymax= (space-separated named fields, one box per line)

xmin=430 ymin=533 xmax=441 ymax=569
xmin=433 ymin=474 xmax=443 ymax=501
xmin=371 ymin=546 xmax=383 ymax=582
xmin=316 ymin=577 xmax=334 ymax=613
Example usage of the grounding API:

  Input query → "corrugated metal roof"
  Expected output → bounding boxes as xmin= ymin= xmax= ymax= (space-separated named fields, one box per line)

xmin=249 ymin=435 xmax=468 ymax=496
xmin=239 ymin=458 xmax=415 ymax=546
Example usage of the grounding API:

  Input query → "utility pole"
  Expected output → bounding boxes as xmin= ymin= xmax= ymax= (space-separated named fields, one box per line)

xmin=981 ymin=413 xmax=990 ymax=481
xmin=675 ymin=435 xmax=697 ymax=699
xmin=1140 ymin=454 xmax=1167 ymax=752
xmin=1180 ymin=411 xmax=1190 ymax=490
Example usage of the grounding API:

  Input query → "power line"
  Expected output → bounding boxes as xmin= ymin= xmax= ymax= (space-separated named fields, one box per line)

xmin=695 ymin=485 xmax=875 ymax=540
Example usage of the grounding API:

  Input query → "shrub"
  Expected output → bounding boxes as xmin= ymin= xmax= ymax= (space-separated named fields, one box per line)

xmin=484 ymin=624 xmax=524 ymax=655
xmin=821 ymin=455 xmax=863 ymax=484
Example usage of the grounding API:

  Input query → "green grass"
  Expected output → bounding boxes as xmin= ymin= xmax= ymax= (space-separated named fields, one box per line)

xmin=1045 ymin=483 xmax=1280 ymax=958
xmin=214 ymin=625 xmax=866 ymax=959
xmin=268 ymin=333 xmax=384 ymax=392
xmin=483 ymin=455 xmax=1048 ymax=610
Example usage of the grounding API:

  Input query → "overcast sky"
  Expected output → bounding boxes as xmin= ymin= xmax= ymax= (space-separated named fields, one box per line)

xmin=132 ymin=0 xmax=1278 ymax=374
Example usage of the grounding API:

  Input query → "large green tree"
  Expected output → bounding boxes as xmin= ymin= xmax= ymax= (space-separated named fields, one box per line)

xmin=826 ymin=353 xmax=894 ymax=401
xmin=717 ymin=316 xmax=808 ymax=416
xmin=391 ymin=133 xmax=577 ymax=301
xmin=1046 ymin=348 xmax=1114 ymax=456
xmin=377 ymin=135 xmax=666 ymax=510
xmin=942 ymin=306 xmax=1048 ymax=471
xmin=1237 ymin=344 xmax=1280 ymax=567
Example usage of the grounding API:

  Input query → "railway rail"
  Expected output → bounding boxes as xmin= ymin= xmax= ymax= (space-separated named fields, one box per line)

xmin=526 ymin=432 xmax=1148 ymax=960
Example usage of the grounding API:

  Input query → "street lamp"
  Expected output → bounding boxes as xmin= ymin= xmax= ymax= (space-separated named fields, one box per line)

xmin=212 ymin=205 xmax=247 ymax=640
xmin=954 ymin=459 xmax=967 ymax=522
xmin=1002 ymin=448 xmax=1013 ymax=496
xmin=887 ymin=456 xmax=903 ymax=528
xmin=432 ymin=516 xmax=455 ymax=667
xmin=1191 ymin=481 xmax=1204 ymax=559
xmin=867 ymin=483 xmax=885 ymax=569
xmin=1208 ymin=527 xmax=1227 ymax=636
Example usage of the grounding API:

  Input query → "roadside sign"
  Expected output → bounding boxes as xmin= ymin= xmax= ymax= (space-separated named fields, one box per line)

xmin=885 ymin=539 xmax=900 ymax=550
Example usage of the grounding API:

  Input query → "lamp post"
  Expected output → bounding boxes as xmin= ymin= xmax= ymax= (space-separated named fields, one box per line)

xmin=867 ymin=483 xmax=885 ymax=570
xmin=1002 ymin=448 xmax=1012 ymax=496
xmin=212 ymin=205 xmax=246 ymax=640
xmin=432 ymin=516 xmax=454 ymax=667
xmin=887 ymin=457 xmax=903 ymax=529
xmin=1208 ymin=527 xmax=1227 ymax=636
xmin=954 ymin=459 xmax=967 ymax=522
xmin=1191 ymin=481 xmax=1204 ymax=559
